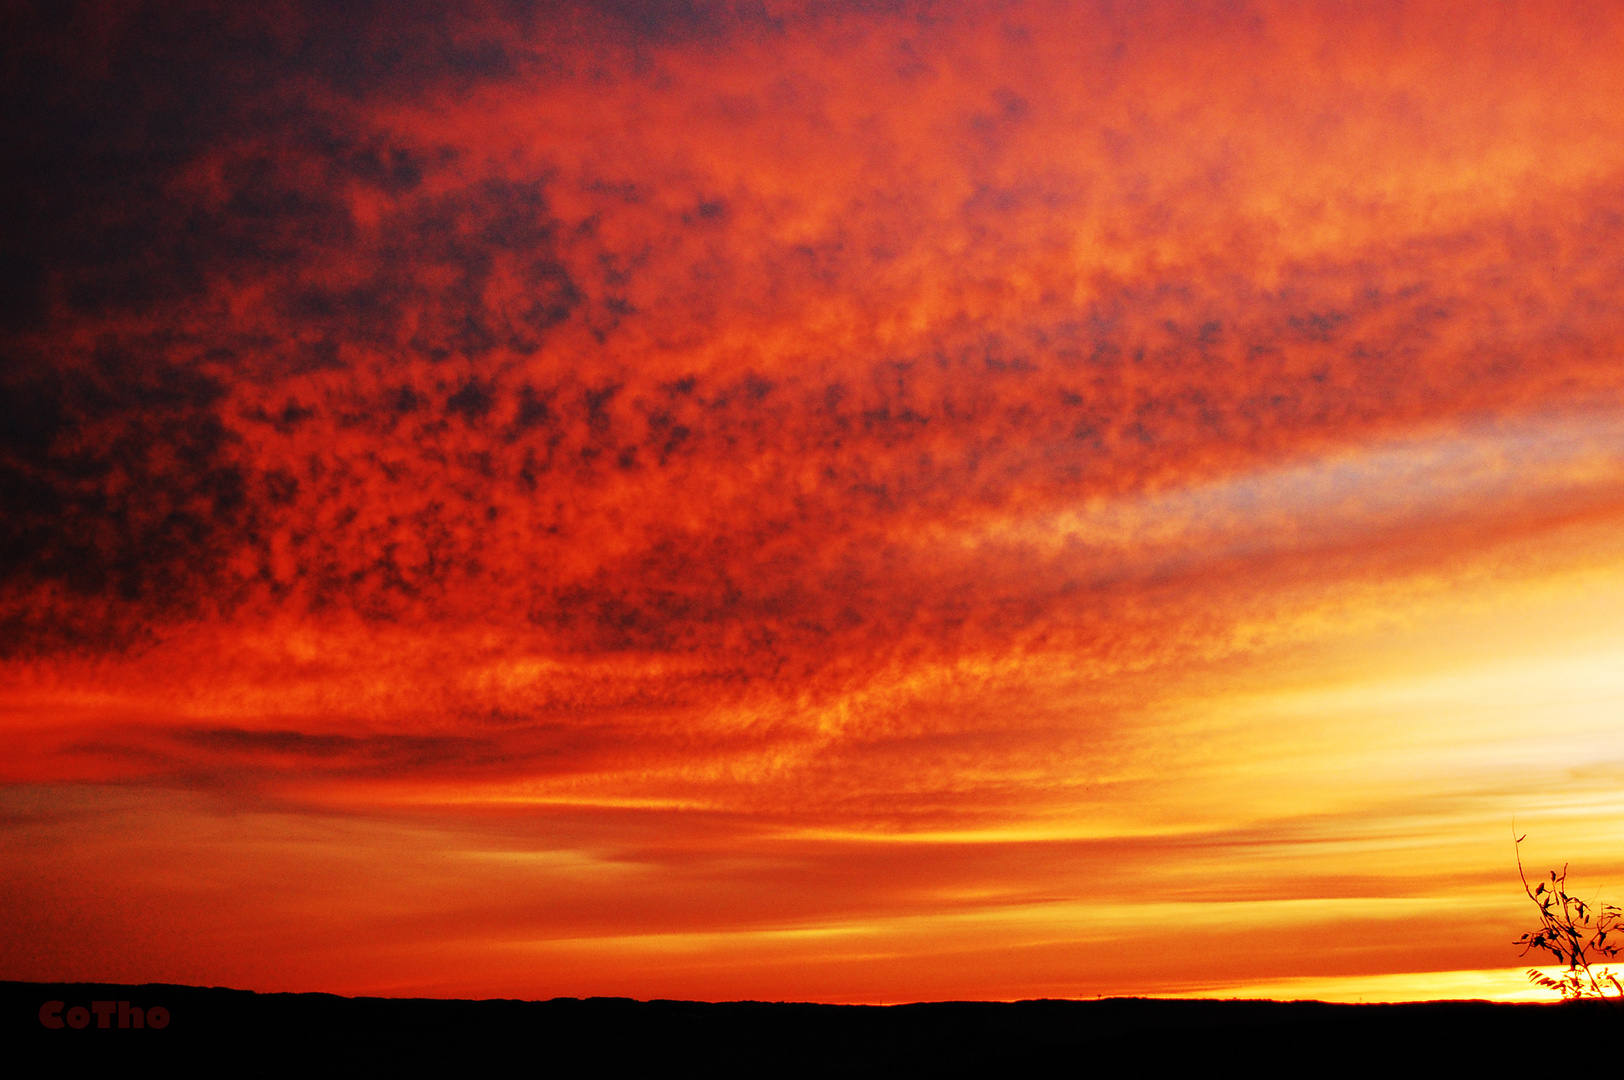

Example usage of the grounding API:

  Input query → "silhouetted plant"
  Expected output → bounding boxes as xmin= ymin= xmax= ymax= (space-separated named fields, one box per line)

xmin=1515 ymin=832 xmax=1623 ymax=1000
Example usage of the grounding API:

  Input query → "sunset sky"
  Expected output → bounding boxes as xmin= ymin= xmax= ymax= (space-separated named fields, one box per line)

xmin=4 ymin=0 xmax=1624 ymax=1004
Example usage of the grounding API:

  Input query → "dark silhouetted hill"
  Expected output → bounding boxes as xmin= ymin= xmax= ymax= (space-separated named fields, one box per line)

xmin=7 ymin=979 xmax=1621 ymax=1076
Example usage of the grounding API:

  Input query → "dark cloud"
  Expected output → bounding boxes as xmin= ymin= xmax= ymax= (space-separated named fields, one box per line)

xmin=0 ymin=344 xmax=252 ymax=653
xmin=3 ymin=0 xmax=1622 ymax=682
xmin=177 ymin=726 xmax=504 ymax=772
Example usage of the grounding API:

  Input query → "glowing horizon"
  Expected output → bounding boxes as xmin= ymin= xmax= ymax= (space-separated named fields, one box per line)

xmin=4 ymin=0 xmax=1624 ymax=1005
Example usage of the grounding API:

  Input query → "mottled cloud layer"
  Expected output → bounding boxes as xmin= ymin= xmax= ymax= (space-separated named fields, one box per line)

xmin=5 ymin=1 xmax=1624 ymax=999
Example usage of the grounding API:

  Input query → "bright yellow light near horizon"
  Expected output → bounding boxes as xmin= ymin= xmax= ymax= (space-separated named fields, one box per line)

xmin=1141 ymin=542 xmax=1624 ymax=807
xmin=1184 ymin=967 xmax=1567 ymax=1004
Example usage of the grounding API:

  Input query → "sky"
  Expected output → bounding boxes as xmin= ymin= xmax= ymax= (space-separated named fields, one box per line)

xmin=3 ymin=0 xmax=1624 ymax=1003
